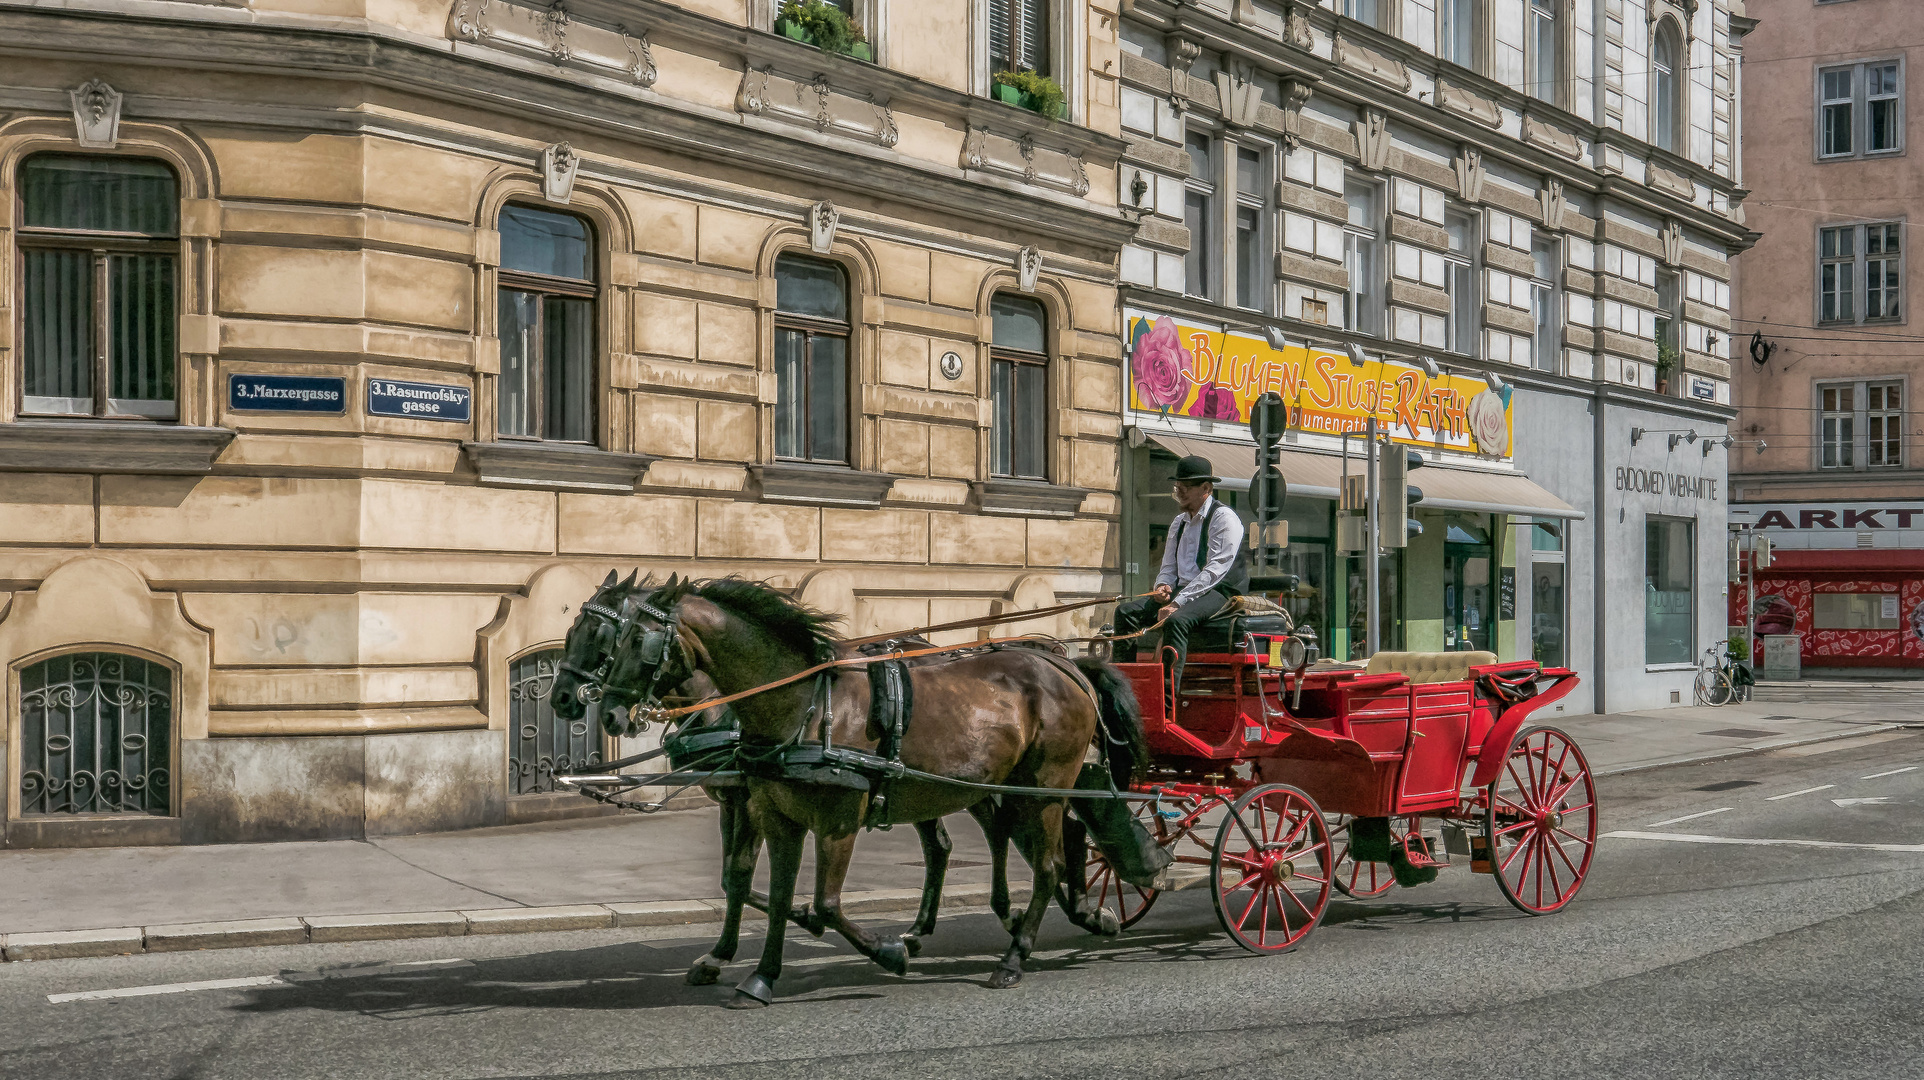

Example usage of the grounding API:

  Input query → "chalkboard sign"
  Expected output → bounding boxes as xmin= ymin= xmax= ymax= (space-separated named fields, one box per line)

xmin=1499 ymin=566 xmax=1516 ymax=621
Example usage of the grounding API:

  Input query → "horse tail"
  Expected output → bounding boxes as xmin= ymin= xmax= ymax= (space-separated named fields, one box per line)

xmin=1074 ymin=657 xmax=1148 ymax=787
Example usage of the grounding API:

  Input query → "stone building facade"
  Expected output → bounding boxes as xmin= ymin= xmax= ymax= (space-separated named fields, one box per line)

xmin=0 ymin=0 xmax=1136 ymax=845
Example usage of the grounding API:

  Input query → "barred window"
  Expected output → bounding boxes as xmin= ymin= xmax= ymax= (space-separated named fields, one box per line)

xmin=17 ymin=154 xmax=179 ymax=420
xmin=19 ymin=652 xmax=172 ymax=815
xmin=497 ymin=204 xmax=596 ymax=442
xmin=508 ymin=649 xmax=604 ymax=795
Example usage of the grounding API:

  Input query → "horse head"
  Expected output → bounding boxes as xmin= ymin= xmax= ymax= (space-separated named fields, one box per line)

xmin=552 ymin=568 xmax=640 ymax=729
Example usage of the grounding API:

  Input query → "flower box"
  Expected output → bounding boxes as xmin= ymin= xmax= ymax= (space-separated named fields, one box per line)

xmin=991 ymin=80 xmax=1059 ymax=118
xmin=773 ymin=15 xmax=872 ymax=61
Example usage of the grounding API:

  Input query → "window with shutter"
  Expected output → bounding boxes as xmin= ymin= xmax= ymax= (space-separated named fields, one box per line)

xmin=990 ymin=0 xmax=1050 ymax=76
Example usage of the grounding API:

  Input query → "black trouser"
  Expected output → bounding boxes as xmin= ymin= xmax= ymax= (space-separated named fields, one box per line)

xmin=1112 ymin=589 xmax=1231 ymax=688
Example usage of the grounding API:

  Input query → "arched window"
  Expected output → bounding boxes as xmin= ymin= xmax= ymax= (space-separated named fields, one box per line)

xmin=497 ymin=203 xmax=596 ymax=442
xmin=773 ymin=253 xmax=851 ymax=464
xmin=990 ymin=294 xmax=1048 ymax=479
xmin=19 ymin=652 xmax=171 ymax=815
xmin=17 ymin=154 xmax=179 ymax=420
xmin=1652 ymin=23 xmax=1681 ymax=153
xmin=507 ymin=649 xmax=603 ymax=796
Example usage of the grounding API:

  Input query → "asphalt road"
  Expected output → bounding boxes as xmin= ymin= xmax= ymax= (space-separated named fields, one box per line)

xmin=5 ymin=730 xmax=1923 ymax=1080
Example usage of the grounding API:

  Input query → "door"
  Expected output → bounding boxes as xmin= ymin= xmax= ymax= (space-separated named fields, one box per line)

xmin=1443 ymin=513 xmax=1494 ymax=652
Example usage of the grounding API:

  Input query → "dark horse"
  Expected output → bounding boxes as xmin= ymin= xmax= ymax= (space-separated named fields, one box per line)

xmin=553 ymin=574 xmax=1146 ymax=1007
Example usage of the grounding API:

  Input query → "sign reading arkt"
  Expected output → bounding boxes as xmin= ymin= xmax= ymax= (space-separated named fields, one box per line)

xmin=367 ymin=378 xmax=471 ymax=422
xmin=1614 ymin=465 xmax=1719 ymax=502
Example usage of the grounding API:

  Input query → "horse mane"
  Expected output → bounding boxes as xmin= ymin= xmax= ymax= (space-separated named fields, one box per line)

xmin=651 ymin=576 xmax=842 ymax=665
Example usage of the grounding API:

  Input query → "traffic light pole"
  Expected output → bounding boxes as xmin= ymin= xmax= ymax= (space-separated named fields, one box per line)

xmin=1365 ymin=417 xmax=1380 ymax=657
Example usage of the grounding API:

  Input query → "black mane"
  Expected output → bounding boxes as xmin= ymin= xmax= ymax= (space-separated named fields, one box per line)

xmin=650 ymin=577 xmax=842 ymax=664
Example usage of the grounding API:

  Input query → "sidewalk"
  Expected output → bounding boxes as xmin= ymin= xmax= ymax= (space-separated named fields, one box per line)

xmin=2 ymin=697 xmax=1916 ymax=961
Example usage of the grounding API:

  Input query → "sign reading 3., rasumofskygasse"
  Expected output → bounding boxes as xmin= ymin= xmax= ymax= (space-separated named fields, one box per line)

xmin=367 ymin=378 xmax=472 ymax=422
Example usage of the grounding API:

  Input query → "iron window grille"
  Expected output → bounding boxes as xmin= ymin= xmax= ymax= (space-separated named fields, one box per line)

xmin=19 ymin=652 xmax=172 ymax=816
xmin=774 ymin=253 xmax=852 ymax=464
xmin=1820 ymin=222 xmax=1903 ymax=325
xmin=497 ymin=203 xmax=597 ymax=443
xmin=1819 ymin=379 xmax=1902 ymax=470
xmin=507 ymin=649 xmax=605 ymax=796
xmin=1818 ymin=60 xmax=1903 ymax=160
xmin=990 ymin=293 xmax=1049 ymax=480
xmin=989 ymin=0 xmax=1050 ymax=75
xmin=16 ymin=154 xmax=180 ymax=420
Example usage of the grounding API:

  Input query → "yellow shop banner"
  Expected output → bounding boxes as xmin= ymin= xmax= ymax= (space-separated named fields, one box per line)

xmin=1126 ymin=312 xmax=1514 ymax=459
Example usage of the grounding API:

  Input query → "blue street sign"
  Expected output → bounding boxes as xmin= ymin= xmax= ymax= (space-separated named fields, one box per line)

xmin=1691 ymin=378 xmax=1715 ymax=401
xmin=367 ymin=378 xmax=471 ymax=423
xmin=227 ymin=373 xmax=347 ymax=414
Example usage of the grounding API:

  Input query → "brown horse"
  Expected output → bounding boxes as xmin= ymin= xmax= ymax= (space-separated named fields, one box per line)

xmin=553 ymin=574 xmax=1145 ymax=1008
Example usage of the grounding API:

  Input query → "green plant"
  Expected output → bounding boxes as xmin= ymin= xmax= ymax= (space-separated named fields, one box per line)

xmin=778 ymin=0 xmax=867 ymax=56
xmin=992 ymin=68 xmax=1066 ymax=119
xmin=1655 ymin=340 xmax=1679 ymax=375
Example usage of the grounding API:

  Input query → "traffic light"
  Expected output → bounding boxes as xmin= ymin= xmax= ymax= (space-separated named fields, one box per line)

xmin=1250 ymin=392 xmax=1288 ymax=526
xmin=1379 ymin=448 xmax=1426 ymax=548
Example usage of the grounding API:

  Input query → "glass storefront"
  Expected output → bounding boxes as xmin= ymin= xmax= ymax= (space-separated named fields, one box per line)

xmin=1443 ymin=513 xmax=1494 ymax=652
xmin=1645 ymin=518 xmax=1695 ymax=665
xmin=1531 ymin=521 xmax=1566 ymax=667
xmin=1343 ymin=550 xmax=1404 ymax=655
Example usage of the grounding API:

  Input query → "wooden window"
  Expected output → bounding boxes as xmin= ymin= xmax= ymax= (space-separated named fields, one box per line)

xmin=774 ymin=254 xmax=851 ymax=464
xmin=990 ymin=294 xmax=1048 ymax=480
xmin=1820 ymin=379 xmax=1902 ymax=470
xmin=1821 ymin=222 xmax=1902 ymax=325
xmin=17 ymin=154 xmax=179 ymax=420
xmin=497 ymin=204 xmax=596 ymax=442
xmin=1528 ymin=0 xmax=1559 ymax=106
xmin=1819 ymin=60 xmax=1903 ymax=159
xmin=989 ymin=0 xmax=1050 ymax=75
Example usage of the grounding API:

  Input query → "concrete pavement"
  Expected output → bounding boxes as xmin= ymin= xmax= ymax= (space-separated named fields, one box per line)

xmin=1 ymin=693 xmax=1915 ymax=962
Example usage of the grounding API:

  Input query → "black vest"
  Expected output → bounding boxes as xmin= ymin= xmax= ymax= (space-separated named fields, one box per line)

xmin=1170 ymin=501 xmax=1250 ymax=597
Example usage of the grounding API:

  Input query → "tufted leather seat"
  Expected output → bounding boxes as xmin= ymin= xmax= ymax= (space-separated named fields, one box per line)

xmin=1364 ymin=651 xmax=1498 ymax=684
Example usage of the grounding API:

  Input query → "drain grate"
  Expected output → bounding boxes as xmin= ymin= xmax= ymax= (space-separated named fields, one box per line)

xmin=1699 ymin=728 xmax=1785 ymax=739
xmin=1694 ymin=780 xmax=1761 ymax=792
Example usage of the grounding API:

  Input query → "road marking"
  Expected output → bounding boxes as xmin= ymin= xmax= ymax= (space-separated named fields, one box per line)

xmin=1832 ymin=797 xmax=1893 ymax=807
xmin=1862 ymin=766 xmax=1918 ymax=780
xmin=1765 ymin=785 xmax=1835 ymax=801
xmin=49 ymin=975 xmax=286 ymax=1004
xmin=1606 ymin=831 xmax=1924 ymax=853
xmin=1646 ymin=807 xmax=1734 ymax=827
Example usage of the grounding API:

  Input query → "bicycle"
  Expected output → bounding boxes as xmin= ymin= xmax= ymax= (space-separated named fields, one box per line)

xmin=1693 ymin=639 xmax=1752 ymax=706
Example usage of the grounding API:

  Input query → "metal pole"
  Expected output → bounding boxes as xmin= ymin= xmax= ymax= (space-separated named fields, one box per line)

xmin=1366 ymin=417 xmax=1380 ymax=656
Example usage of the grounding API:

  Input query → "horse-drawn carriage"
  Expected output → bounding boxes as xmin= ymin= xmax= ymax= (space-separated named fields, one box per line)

xmin=553 ymin=572 xmax=1595 ymax=1007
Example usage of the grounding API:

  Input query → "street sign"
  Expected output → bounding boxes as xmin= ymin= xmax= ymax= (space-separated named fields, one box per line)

xmin=227 ymin=373 xmax=346 ymax=415
xmin=367 ymin=378 xmax=471 ymax=423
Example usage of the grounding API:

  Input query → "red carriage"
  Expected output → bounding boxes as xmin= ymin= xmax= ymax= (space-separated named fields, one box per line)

xmin=1083 ymin=603 xmax=1596 ymax=954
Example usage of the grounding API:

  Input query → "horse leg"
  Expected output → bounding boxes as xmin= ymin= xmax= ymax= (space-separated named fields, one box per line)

xmin=1054 ymin=813 xmax=1120 ymax=937
xmin=968 ymin=802 xmax=1017 ymax=934
xmin=990 ymin=802 xmax=1068 ymax=990
xmin=810 ymin=830 xmax=910 ymax=976
xmin=902 ymin=818 xmax=952 ymax=957
xmin=689 ymin=790 xmax=759 ymax=985
xmin=729 ymin=817 xmax=805 ymax=1009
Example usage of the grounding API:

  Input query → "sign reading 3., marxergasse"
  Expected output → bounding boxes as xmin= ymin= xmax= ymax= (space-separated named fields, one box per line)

xmin=367 ymin=378 xmax=472 ymax=422
xmin=227 ymin=373 xmax=347 ymax=414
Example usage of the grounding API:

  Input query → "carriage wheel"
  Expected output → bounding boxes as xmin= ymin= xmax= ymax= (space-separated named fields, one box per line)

xmin=1211 ymin=784 xmax=1332 ymax=954
xmin=1483 ymin=725 xmax=1598 ymax=915
xmin=1325 ymin=815 xmax=1408 ymax=899
xmin=1082 ymin=799 xmax=1166 ymax=930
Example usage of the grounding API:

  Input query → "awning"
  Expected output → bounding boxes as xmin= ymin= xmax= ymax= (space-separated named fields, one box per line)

xmin=1146 ymin=434 xmax=1585 ymax=520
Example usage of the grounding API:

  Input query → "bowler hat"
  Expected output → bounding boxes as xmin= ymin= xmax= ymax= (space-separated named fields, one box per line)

xmin=1172 ymin=455 xmax=1221 ymax=485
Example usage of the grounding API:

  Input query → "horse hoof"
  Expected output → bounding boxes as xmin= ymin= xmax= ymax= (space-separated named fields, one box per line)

xmin=902 ymin=934 xmax=923 ymax=958
xmin=685 ymin=955 xmax=724 ymax=986
xmin=1097 ymin=907 xmax=1121 ymax=936
xmin=988 ymin=967 xmax=1023 ymax=990
xmin=875 ymin=938 xmax=910 ymax=976
xmin=729 ymin=972 xmax=775 ymax=1008
xmin=725 ymin=993 xmax=770 ymax=1010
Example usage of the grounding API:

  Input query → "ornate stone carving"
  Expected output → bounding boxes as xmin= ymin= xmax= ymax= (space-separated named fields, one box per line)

xmin=1166 ymin=34 xmax=1202 ymax=113
xmin=1016 ymin=246 xmax=1042 ymax=293
xmin=960 ymin=127 xmax=1090 ymax=197
xmin=737 ymin=67 xmax=898 ymax=148
xmin=1646 ymin=159 xmax=1696 ymax=200
xmin=1334 ymin=34 xmax=1412 ymax=92
xmin=1354 ymin=109 xmax=1392 ymax=171
xmin=1284 ymin=3 xmax=1315 ymax=49
xmin=541 ymin=141 xmax=579 ymax=203
xmin=446 ymin=0 xmax=657 ymax=86
xmin=1436 ymin=76 xmax=1501 ymax=128
xmin=1660 ymin=219 xmax=1684 ymax=266
xmin=1521 ymin=112 xmax=1584 ymax=160
xmin=70 ymin=79 xmax=122 ymax=149
xmin=1279 ymin=77 xmax=1313 ymax=152
xmin=1539 ymin=178 xmax=1567 ymax=228
xmin=1454 ymin=145 xmax=1484 ymax=203
xmin=809 ymin=200 xmax=840 ymax=254
xmin=1214 ymin=58 xmax=1266 ymax=129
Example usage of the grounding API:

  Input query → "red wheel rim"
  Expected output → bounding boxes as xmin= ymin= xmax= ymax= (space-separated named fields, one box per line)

xmin=1083 ymin=800 xmax=1163 ymax=929
xmin=1212 ymin=785 xmax=1331 ymax=953
xmin=1327 ymin=815 xmax=1395 ymax=899
xmin=1484 ymin=726 xmax=1598 ymax=915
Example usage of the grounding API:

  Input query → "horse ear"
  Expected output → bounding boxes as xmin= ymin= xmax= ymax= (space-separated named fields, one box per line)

xmin=664 ymin=572 xmax=681 ymax=591
xmin=601 ymin=569 xmax=619 ymax=588
xmin=620 ymin=569 xmax=638 ymax=589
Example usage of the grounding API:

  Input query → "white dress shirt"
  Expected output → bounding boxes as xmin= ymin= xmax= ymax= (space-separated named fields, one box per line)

xmin=1157 ymin=495 xmax=1245 ymax=608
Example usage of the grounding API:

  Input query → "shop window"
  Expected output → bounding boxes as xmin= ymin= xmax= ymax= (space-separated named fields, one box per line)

xmin=773 ymin=254 xmax=852 ymax=464
xmin=497 ymin=204 xmax=596 ymax=442
xmin=1651 ymin=21 xmax=1682 ymax=153
xmin=1818 ymin=60 xmax=1902 ymax=160
xmin=1819 ymin=379 xmax=1901 ymax=469
xmin=1645 ymin=518 xmax=1694 ymax=666
xmin=1443 ymin=512 xmax=1494 ymax=653
xmin=17 ymin=154 xmax=180 ymax=420
xmin=1444 ymin=210 xmax=1478 ymax=355
xmin=1813 ymin=592 xmax=1900 ymax=630
xmin=1345 ymin=551 xmax=1403 ymax=656
xmin=1532 ymin=521 xmax=1566 ymax=668
xmin=990 ymin=293 xmax=1049 ymax=480
xmin=507 ymin=649 xmax=604 ymax=795
xmin=1819 ymin=223 xmax=1902 ymax=325
xmin=1184 ymin=131 xmax=1217 ymax=300
xmin=990 ymin=0 xmax=1051 ymax=76
xmin=1344 ymin=181 xmax=1384 ymax=336
xmin=19 ymin=652 xmax=172 ymax=815
xmin=1531 ymin=236 xmax=1561 ymax=372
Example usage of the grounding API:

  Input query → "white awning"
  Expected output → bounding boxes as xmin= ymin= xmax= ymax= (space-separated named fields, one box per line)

xmin=1147 ymin=435 xmax=1585 ymax=520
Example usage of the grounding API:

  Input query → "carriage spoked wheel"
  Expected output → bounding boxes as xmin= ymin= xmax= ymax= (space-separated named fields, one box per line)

xmin=1325 ymin=815 xmax=1419 ymax=899
xmin=1082 ymin=798 xmax=1168 ymax=930
xmin=1483 ymin=725 xmax=1598 ymax=915
xmin=1210 ymin=784 xmax=1332 ymax=953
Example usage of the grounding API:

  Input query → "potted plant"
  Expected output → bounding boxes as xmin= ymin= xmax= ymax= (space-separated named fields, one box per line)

xmin=775 ymin=0 xmax=873 ymax=61
xmin=1654 ymin=339 xmax=1678 ymax=394
xmin=991 ymin=68 xmax=1066 ymax=120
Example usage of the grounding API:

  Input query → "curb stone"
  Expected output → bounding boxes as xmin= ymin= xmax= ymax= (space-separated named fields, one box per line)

xmin=3 ymin=927 xmax=144 ymax=962
xmin=305 ymin=911 xmax=468 ymax=944
xmin=462 ymin=905 xmax=615 ymax=934
xmin=146 ymin=918 xmax=308 ymax=953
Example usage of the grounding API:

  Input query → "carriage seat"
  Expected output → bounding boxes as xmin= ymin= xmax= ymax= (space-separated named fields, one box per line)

xmin=1363 ymin=651 xmax=1497 ymax=684
xmin=1186 ymin=594 xmax=1295 ymax=654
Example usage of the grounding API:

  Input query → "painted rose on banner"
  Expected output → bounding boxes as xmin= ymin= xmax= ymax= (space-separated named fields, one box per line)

xmin=1129 ymin=317 xmax=1190 ymax=413
xmin=1466 ymin=389 xmax=1511 ymax=456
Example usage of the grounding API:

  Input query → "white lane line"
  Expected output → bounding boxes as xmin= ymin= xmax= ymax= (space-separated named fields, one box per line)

xmin=1832 ymin=797 xmax=1893 ymax=807
xmin=1646 ymin=807 xmax=1734 ymax=827
xmin=1606 ymin=831 xmax=1924 ymax=853
xmin=1765 ymin=785 xmax=1835 ymax=801
xmin=1862 ymin=766 xmax=1918 ymax=780
xmin=49 ymin=975 xmax=286 ymax=1004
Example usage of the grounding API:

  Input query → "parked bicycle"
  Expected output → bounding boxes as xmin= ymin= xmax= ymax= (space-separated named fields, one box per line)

xmin=1694 ymin=639 xmax=1754 ymax=706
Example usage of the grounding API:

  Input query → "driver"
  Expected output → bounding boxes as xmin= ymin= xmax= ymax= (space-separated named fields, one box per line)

xmin=1112 ymin=455 xmax=1248 ymax=688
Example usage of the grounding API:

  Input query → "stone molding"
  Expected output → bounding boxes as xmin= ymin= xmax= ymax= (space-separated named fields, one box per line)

xmin=1521 ymin=113 xmax=1583 ymax=160
xmin=1647 ymin=160 xmax=1696 ymax=201
xmin=1122 ymin=138 xmax=1188 ymax=175
xmin=1562 ymin=325 xmax=1597 ymax=351
xmin=1333 ymin=33 xmax=1411 ymax=92
xmin=1354 ymin=109 xmax=1392 ymax=171
xmin=960 ymin=126 xmax=1092 ymax=197
xmin=751 ymin=462 xmax=897 ymax=507
xmin=1277 ymin=181 xmax=1348 ymax=223
xmin=1453 ymin=145 xmax=1486 ymax=202
xmin=1482 ymin=302 xmax=1536 ymax=336
xmin=69 ymin=77 xmax=123 ymax=148
xmin=1561 ymin=267 xmax=1599 ymax=294
xmin=0 ymin=422 xmax=233 ymax=474
xmin=1683 ymin=352 xmax=1731 ymax=379
xmin=1601 ymin=330 xmax=1659 ymax=362
xmin=1436 ymin=77 xmax=1501 ymax=129
xmin=1276 ymin=251 xmax=1349 ymax=290
xmin=1683 ymin=300 xmax=1731 ymax=331
xmin=1483 ymin=242 xmax=1537 ymax=277
xmin=973 ymin=479 xmax=1089 ymax=519
xmin=447 ymin=0 xmax=657 ymax=87
xmin=1600 ymin=275 xmax=1659 ymax=309
xmin=461 ymin=440 xmax=654 ymax=493
xmin=1387 ymin=215 xmax=1448 ymax=250
xmin=1132 ymin=216 xmax=1190 ymax=252
xmin=1389 ymin=280 xmax=1450 ymax=316
xmin=739 ymin=67 xmax=899 ymax=149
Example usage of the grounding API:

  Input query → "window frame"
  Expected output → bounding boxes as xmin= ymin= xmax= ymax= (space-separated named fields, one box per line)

xmin=772 ymin=252 xmax=854 ymax=466
xmin=1650 ymin=20 xmax=1683 ymax=154
xmin=1230 ymin=140 xmax=1274 ymax=314
xmin=1183 ymin=128 xmax=1219 ymax=302
xmin=1644 ymin=516 xmax=1695 ymax=669
xmin=14 ymin=153 xmax=182 ymax=422
xmin=1343 ymin=180 xmax=1385 ymax=337
xmin=988 ymin=293 xmax=1051 ymax=481
xmin=1816 ymin=58 xmax=1905 ymax=161
xmin=1816 ymin=377 xmax=1903 ymax=471
xmin=1437 ymin=0 xmax=1480 ymax=73
xmin=1339 ymin=0 xmax=1385 ymax=31
xmin=495 ymin=203 xmax=599 ymax=445
xmin=1530 ymin=234 xmax=1562 ymax=373
xmin=1526 ymin=0 xmax=1563 ymax=108
xmin=1817 ymin=220 xmax=1904 ymax=327
xmin=989 ymin=0 xmax=1051 ymax=76
xmin=1442 ymin=208 xmax=1479 ymax=356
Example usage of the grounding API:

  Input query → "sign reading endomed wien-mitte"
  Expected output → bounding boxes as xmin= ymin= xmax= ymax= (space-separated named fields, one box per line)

xmin=366 ymin=378 xmax=472 ymax=422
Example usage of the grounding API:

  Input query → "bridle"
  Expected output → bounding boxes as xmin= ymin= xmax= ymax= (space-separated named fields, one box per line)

xmin=562 ymin=590 xmax=685 ymax=715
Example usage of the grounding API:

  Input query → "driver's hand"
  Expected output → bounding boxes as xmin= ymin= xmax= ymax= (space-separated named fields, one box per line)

xmin=1151 ymin=583 xmax=1173 ymax=602
xmin=1158 ymin=604 xmax=1178 ymax=622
